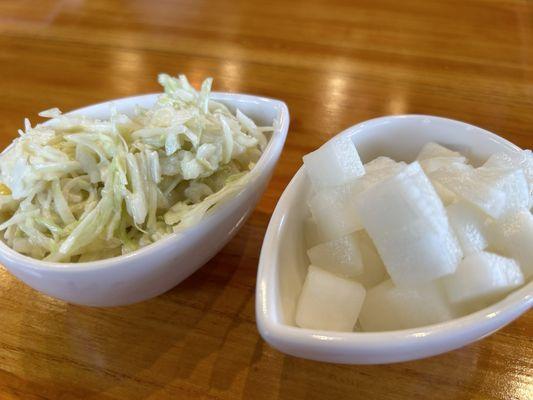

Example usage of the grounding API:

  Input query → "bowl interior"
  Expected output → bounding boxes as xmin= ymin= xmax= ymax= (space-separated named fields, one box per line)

xmin=272 ymin=115 xmax=526 ymax=327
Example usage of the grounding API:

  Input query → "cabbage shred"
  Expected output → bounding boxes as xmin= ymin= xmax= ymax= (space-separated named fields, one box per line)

xmin=0 ymin=74 xmax=272 ymax=262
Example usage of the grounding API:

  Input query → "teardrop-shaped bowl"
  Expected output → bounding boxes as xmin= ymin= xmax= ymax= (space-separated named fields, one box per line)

xmin=0 ymin=92 xmax=289 ymax=306
xmin=256 ymin=115 xmax=532 ymax=364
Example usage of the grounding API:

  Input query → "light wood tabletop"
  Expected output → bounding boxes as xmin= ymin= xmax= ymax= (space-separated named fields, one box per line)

xmin=0 ymin=0 xmax=532 ymax=399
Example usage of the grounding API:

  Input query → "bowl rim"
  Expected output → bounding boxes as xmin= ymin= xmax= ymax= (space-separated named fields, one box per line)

xmin=0 ymin=91 xmax=290 ymax=272
xmin=256 ymin=114 xmax=533 ymax=352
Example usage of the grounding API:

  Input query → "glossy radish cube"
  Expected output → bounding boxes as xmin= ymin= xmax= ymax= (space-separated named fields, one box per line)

xmin=417 ymin=142 xmax=466 ymax=160
xmin=357 ymin=162 xmax=447 ymax=231
xmin=352 ymin=161 xmax=406 ymax=194
xmin=303 ymin=135 xmax=364 ymax=189
xmin=356 ymin=162 xmax=462 ymax=287
xmin=484 ymin=150 xmax=533 ymax=181
xmin=485 ymin=151 xmax=533 ymax=209
xmin=358 ymin=280 xmax=456 ymax=331
xmin=295 ymin=265 xmax=366 ymax=331
xmin=433 ymin=181 xmax=457 ymax=206
xmin=364 ymin=156 xmax=399 ymax=172
xmin=424 ymin=160 xmax=466 ymax=206
xmin=476 ymin=167 xmax=530 ymax=214
xmin=443 ymin=251 xmax=524 ymax=308
xmin=307 ymin=233 xmax=364 ymax=278
xmin=354 ymin=230 xmax=388 ymax=288
xmin=309 ymin=183 xmax=362 ymax=240
xmin=372 ymin=220 xmax=462 ymax=287
xmin=447 ymin=201 xmax=490 ymax=255
xmin=431 ymin=166 xmax=506 ymax=218
xmin=320 ymin=158 xmax=406 ymax=216
xmin=303 ymin=216 xmax=322 ymax=248
xmin=419 ymin=157 xmax=467 ymax=175
xmin=487 ymin=210 xmax=533 ymax=279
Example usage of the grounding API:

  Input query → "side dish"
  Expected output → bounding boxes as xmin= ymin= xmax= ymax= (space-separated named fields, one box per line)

xmin=297 ymin=139 xmax=532 ymax=332
xmin=0 ymin=74 xmax=272 ymax=262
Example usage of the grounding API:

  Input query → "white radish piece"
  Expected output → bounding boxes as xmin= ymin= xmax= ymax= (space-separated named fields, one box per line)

xmin=484 ymin=150 xmax=533 ymax=181
xmin=358 ymin=279 xmax=456 ymax=331
xmin=354 ymin=230 xmax=388 ymax=288
xmin=364 ymin=156 xmax=398 ymax=172
xmin=303 ymin=216 xmax=322 ymax=248
xmin=356 ymin=161 xmax=462 ymax=287
xmin=307 ymin=233 xmax=364 ymax=278
xmin=307 ymin=158 xmax=405 ymax=242
xmin=308 ymin=183 xmax=363 ymax=240
xmin=351 ymin=161 xmax=406 ymax=194
xmin=431 ymin=165 xmax=507 ymax=218
xmin=419 ymin=157 xmax=466 ymax=175
xmin=446 ymin=201 xmax=490 ymax=255
xmin=432 ymin=181 xmax=457 ymax=206
xmin=372 ymin=220 xmax=463 ymax=288
xmin=295 ymin=265 xmax=366 ymax=331
xmin=357 ymin=162 xmax=450 ymax=231
xmin=417 ymin=141 xmax=468 ymax=176
xmin=303 ymin=135 xmax=364 ymax=189
xmin=443 ymin=251 xmax=524 ymax=309
xmin=476 ymin=167 xmax=530 ymax=215
xmin=487 ymin=209 xmax=533 ymax=279
xmin=484 ymin=150 xmax=533 ymax=208
xmin=417 ymin=142 xmax=466 ymax=160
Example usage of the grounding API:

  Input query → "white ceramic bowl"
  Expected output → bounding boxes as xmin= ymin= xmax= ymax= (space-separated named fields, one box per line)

xmin=256 ymin=115 xmax=533 ymax=364
xmin=0 ymin=93 xmax=289 ymax=306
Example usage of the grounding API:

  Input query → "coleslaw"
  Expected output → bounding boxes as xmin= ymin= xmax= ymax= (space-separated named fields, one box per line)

xmin=0 ymin=74 xmax=272 ymax=262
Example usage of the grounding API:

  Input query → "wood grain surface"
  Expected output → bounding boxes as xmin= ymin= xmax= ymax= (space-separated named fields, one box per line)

xmin=0 ymin=0 xmax=532 ymax=399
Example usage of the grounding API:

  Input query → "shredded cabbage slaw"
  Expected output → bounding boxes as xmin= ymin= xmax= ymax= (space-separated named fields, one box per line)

xmin=0 ymin=74 xmax=272 ymax=262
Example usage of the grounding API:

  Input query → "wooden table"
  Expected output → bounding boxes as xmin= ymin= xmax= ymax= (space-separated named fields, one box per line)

xmin=0 ymin=1 xmax=531 ymax=399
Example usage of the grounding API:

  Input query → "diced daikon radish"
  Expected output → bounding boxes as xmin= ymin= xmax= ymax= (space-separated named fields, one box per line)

xmin=417 ymin=142 xmax=466 ymax=160
xmin=352 ymin=161 xmax=406 ymax=194
xmin=433 ymin=181 xmax=457 ymax=206
xmin=431 ymin=165 xmax=506 ymax=218
xmin=357 ymin=162 xmax=449 ymax=231
xmin=476 ymin=167 xmax=530 ymax=214
xmin=428 ymin=160 xmax=473 ymax=176
xmin=443 ymin=251 xmax=524 ymax=308
xmin=308 ymin=183 xmax=363 ymax=240
xmin=356 ymin=162 xmax=462 ymax=287
xmin=303 ymin=135 xmax=364 ymax=189
xmin=370 ymin=220 xmax=462 ymax=287
xmin=364 ymin=156 xmax=398 ymax=173
xmin=358 ymin=279 xmax=456 ymax=331
xmin=295 ymin=265 xmax=366 ymax=331
xmin=303 ymin=216 xmax=323 ymax=248
xmin=419 ymin=157 xmax=466 ymax=175
xmin=310 ymin=160 xmax=406 ymax=241
xmin=484 ymin=150 xmax=533 ymax=209
xmin=447 ymin=201 xmax=490 ymax=255
xmin=484 ymin=150 xmax=533 ymax=181
xmin=307 ymin=233 xmax=364 ymax=278
xmin=355 ymin=230 xmax=388 ymax=288
xmin=314 ymin=163 xmax=407 ymax=244
xmin=487 ymin=210 xmax=533 ymax=279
